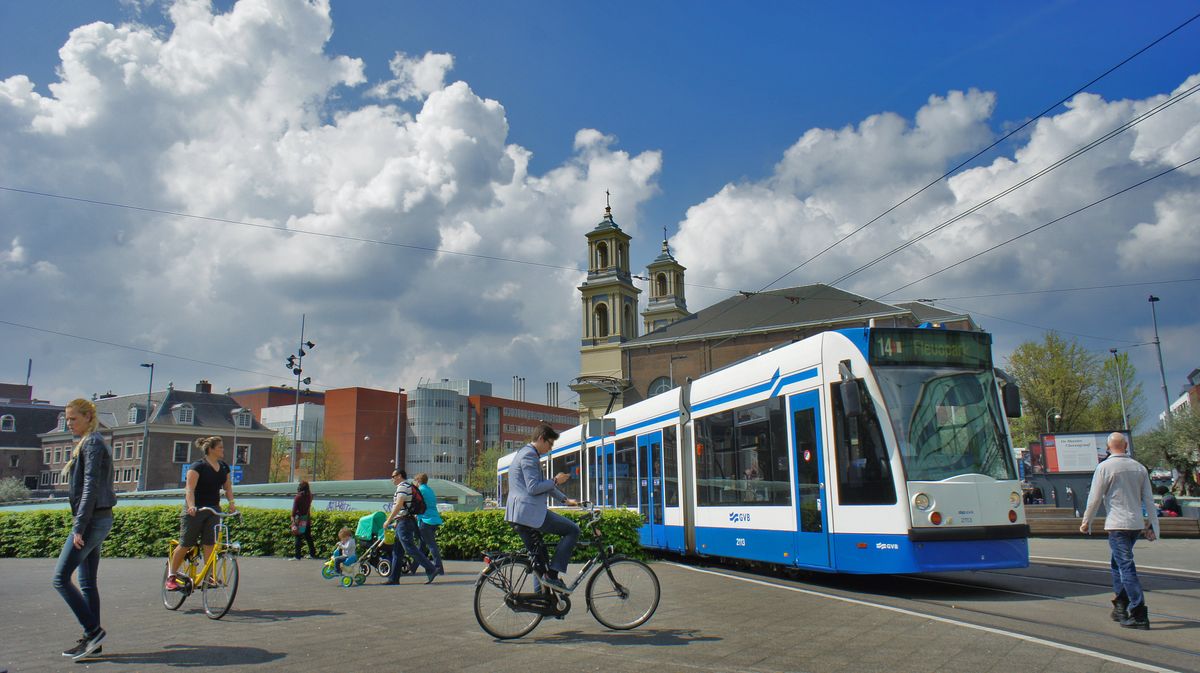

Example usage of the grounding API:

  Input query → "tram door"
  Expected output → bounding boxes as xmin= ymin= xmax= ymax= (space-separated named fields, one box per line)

xmin=789 ymin=390 xmax=830 ymax=568
xmin=637 ymin=431 xmax=666 ymax=547
xmin=593 ymin=440 xmax=615 ymax=507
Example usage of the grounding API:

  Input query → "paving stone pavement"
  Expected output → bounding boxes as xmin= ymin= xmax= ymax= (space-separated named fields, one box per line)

xmin=0 ymin=553 xmax=1157 ymax=673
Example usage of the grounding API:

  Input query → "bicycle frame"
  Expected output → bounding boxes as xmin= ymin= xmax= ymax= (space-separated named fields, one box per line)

xmin=172 ymin=508 xmax=240 ymax=590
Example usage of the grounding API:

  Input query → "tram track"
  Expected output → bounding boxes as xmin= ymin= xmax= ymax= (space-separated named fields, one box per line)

xmin=664 ymin=558 xmax=1200 ymax=673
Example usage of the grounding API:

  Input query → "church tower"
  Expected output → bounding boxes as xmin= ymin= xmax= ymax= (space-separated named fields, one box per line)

xmin=571 ymin=197 xmax=641 ymax=422
xmin=641 ymin=232 xmax=689 ymax=334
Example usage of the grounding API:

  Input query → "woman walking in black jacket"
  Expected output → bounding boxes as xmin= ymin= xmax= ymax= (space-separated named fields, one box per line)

xmin=292 ymin=480 xmax=317 ymax=559
xmin=53 ymin=398 xmax=117 ymax=660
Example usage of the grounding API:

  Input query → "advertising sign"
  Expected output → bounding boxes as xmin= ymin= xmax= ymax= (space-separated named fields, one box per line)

xmin=1035 ymin=431 xmax=1132 ymax=473
xmin=232 ymin=465 xmax=243 ymax=485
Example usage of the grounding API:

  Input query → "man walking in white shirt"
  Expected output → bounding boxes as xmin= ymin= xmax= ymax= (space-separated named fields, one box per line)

xmin=1080 ymin=432 xmax=1159 ymax=629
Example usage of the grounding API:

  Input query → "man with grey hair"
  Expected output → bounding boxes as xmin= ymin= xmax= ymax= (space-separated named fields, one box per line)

xmin=1080 ymin=432 xmax=1159 ymax=629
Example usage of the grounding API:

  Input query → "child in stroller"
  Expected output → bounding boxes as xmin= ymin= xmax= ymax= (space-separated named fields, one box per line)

xmin=321 ymin=527 xmax=366 ymax=587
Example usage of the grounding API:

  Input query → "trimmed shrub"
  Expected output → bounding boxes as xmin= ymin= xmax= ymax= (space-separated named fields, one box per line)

xmin=0 ymin=506 xmax=646 ymax=560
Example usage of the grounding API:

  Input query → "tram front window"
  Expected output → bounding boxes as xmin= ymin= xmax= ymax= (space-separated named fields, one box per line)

xmin=874 ymin=368 xmax=1015 ymax=482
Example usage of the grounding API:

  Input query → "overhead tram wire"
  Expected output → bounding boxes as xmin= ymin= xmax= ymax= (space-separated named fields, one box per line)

xmin=640 ymin=12 xmax=1200 ymax=345
xmin=929 ymin=301 xmax=1151 ymax=346
xmin=900 ymin=277 xmax=1200 ymax=302
xmin=702 ymin=153 xmax=1199 ymax=351
xmin=826 ymin=81 xmax=1200 ymax=288
xmin=755 ymin=10 xmax=1200 ymax=294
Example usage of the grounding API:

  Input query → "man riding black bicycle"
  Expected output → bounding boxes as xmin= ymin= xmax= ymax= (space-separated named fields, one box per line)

xmin=504 ymin=423 xmax=578 ymax=593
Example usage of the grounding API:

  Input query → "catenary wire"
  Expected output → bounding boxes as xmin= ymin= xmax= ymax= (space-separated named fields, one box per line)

xmin=899 ymin=277 xmax=1200 ymax=301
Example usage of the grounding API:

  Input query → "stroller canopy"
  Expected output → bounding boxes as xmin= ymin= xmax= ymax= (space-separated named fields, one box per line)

xmin=355 ymin=510 xmax=387 ymax=540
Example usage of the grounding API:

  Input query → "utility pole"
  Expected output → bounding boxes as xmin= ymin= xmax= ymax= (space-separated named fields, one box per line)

xmin=137 ymin=363 xmax=154 ymax=491
xmin=1148 ymin=296 xmax=1171 ymax=425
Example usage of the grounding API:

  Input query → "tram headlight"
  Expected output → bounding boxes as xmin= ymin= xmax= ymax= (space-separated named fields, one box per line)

xmin=913 ymin=493 xmax=931 ymax=511
xmin=1009 ymin=491 xmax=1021 ymax=507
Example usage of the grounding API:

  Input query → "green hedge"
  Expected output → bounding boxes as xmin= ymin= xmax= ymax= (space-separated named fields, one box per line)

xmin=0 ymin=506 xmax=646 ymax=561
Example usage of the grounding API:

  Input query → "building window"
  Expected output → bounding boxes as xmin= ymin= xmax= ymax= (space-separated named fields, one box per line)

xmin=9 ymin=455 xmax=18 ymax=468
xmin=235 ymin=411 xmax=252 ymax=429
xmin=137 ymin=440 xmax=144 ymax=458
xmin=173 ymin=441 xmax=190 ymax=463
xmin=128 ymin=406 xmax=139 ymax=424
xmin=235 ymin=444 xmax=251 ymax=465
xmin=173 ymin=405 xmax=194 ymax=425
xmin=54 ymin=447 xmax=62 ymax=463
xmin=126 ymin=442 xmax=136 ymax=460
xmin=57 ymin=414 xmax=66 ymax=432
xmin=123 ymin=468 xmax=133 ymax=483
xmin=648 ymin=377 xmax=673 ymax=397
xmin=596 ymin=241 xmax=609 ymax=269
xmin=44 ymin=448 xmax=51 ymax=463
xmin=594 ymin=303 xmax=610 ymax=338
xmin=0 ymin=415 xmax=14 ymax=432
xmin=656 ymin=273 xmax=668 ymax=297
xmin=40 ymin=472 xmax=50 ymax=486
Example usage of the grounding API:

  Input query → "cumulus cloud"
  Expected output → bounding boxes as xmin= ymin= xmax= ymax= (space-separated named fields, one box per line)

xmin=0 ymin=0 xmax=660 ymax=404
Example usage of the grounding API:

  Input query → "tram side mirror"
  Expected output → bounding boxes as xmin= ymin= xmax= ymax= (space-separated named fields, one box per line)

xmin=1002 ymin=381 xmax=1022 ymax=419
xmin=838 ymin=360 xmax=863 ymax=417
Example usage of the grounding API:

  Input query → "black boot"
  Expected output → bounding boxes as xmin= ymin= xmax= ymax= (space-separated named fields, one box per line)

xmin=1110 ymin=592 xmax=1129 ymax=622
xmin=1120 ymin=604 xmax=1149 ymax=630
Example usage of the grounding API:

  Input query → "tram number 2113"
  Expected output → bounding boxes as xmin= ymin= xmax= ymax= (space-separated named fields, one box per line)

xmin=735 ymin=538 xmax=746 ymax=547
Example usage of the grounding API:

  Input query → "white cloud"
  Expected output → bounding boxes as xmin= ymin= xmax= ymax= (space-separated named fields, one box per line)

xmin=0 ymin=0 xmax=660 ymax=403
xmin=369 ymin=51 xmax=454 ymax=102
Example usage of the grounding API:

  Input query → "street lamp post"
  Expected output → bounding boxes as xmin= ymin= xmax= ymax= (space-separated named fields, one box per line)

xmin=669 ymin=354 xmax=688 ymax=387
xmin=1148 ymin=295 xmax=1171 ymax=425
xmin=284 ymin=314 xmax=314 ymax=482
xmin=395 ymin=387 xmax=405 ymax=474
xmin=1045 ymin=407 xmax=1062 ymax=433
xmin=1109 ymin=349 xmax=1130 ymax=431
xmin=231 ymin=407 xmax=247 ymax=468
xmin=136 ymin=362 xmax=154 ymax=491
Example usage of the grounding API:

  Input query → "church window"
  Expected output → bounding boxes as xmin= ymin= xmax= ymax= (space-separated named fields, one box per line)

xmin=597 ymin=242 xmax=609 ymax=269
xmin=656 ymin=273 xmax=668 ymax=297
xmin=594 ymin=304 xmax=610 ymax=338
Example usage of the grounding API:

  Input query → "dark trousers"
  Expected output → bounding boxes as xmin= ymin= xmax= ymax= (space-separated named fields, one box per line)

xmin=389 ymin=518 xmax=434 ymax=581
xmin=515 ymin=511 xmax=579 ymax=576
xmin=417 ymin=521 xmax=443 ymax=572
xmin=53 ymin=513 xmax=113 ymax=635
xmin=293 ymin=528 xmax=316 ymax=559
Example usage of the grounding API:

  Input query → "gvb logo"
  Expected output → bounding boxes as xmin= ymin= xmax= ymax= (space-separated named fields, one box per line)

xmin=728 ymin=512 xmax=751 ymax=523
xmin=876 ymin=542 xmax=899 ymax=550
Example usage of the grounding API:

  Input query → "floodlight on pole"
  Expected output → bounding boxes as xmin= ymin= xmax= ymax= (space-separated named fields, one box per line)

xmin=1148 ymin=295 xmax=1171 ymax=425
xmin=286 ymin=314 xmax=314 ymax=482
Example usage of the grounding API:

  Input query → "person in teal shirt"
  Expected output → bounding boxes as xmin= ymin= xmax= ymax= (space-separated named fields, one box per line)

xmin=414 ymin=473 xmax=444 ymax=575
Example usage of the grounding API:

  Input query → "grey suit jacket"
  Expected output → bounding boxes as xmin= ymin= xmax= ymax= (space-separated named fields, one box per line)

xmin=505 ymin=444 xmax=567 ymax=528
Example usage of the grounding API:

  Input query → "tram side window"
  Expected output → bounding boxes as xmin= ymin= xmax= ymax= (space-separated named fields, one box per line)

xmin=695 ymin=398 xmax=791 ymax=506
xmin=832 ymin=381 xmax=897 ymax=505
xmin=663 ymin=425 xmax=679 ymax=507
xmin=551 ymin=451 xmax=581 ymax=502
xmin=614 ymin=438 xmax=638 ymax=507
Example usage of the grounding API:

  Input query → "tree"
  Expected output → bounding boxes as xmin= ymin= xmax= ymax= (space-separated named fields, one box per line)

xmin=1134 ymin=405 xmax=1200 ymax=496
xmin=1091 ymin=351 xmax=1145 ymax=431
xmin=0 ymin=477 xmax=30 ymax=503
xmin=269 ymin=434 xmax=292 ymax=483
xmin=308 ymin=437 xmax=342 ymax=482
xmin=1006 ymin=332 xmax=1101 ymax=446
xmin=466 ymin=444 xmax=506 ymax=497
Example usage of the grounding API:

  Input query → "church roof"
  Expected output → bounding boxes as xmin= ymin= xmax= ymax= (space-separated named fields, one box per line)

xmin=628 ymin=284 xmax=911 ymax=346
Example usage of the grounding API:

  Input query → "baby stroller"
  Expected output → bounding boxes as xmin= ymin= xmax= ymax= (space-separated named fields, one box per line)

xmin=353 ymin=511 xmax=394 ymax=580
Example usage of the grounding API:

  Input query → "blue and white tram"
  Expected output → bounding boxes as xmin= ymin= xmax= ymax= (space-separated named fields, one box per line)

xmin=497 ymin=326 xmax=1028 ymax=574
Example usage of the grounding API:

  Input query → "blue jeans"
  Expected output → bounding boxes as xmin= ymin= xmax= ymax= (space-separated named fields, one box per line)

xmin=539 ymin=511 xmax=580 ymax=575
xmin=53 ymin=513 xmax=114 ymax=635
xmin=417 ymin=521 xmax=443 ymax=572
xmin=389 ymin=518 xmax=434 ymax=581
xmin=1109 ymin=530 xmax=1144 ymax=609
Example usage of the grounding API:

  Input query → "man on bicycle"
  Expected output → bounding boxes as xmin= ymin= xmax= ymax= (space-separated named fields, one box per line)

xmin=166 ymin=436 xmax=236 ymax=590
xmin=505 ymin=423 xmax=578 ymax=593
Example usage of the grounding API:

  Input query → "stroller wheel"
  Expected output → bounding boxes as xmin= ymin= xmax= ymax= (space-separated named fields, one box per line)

xmin=376 ymin=559 xmax=392 ymax=578
xmin=358 ymin=562 xmax=371 ymax=577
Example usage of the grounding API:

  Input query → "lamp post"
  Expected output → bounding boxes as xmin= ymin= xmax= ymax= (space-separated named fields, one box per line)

xmin=1045 ymin=407 xmax=1061 ymax=433
xmin=669 ymin=354 xmax=688 ymax=388
xmin=1109 ymin=349 xmax=1130 ymax=431
xmin=1148 ymin=295 xmax=1171 ymax=425
xmin=231 ymin=407 xmax=247 ymax=468
xmin=136 ymin=362 xmax=154 ymax=491
xmin=284 ymin=314 xmax=314 ymax=482
xmin=395 ymin=387 xmax=405 ymax=474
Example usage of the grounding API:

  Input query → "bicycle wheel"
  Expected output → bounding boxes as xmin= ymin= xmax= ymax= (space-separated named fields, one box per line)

xmin=473 ymin=557 xmax=543 ymax=639
xmin=586 ymin=556 xmax=660 ymax=630
xmin=161 ymin=555 xmax=196 ymax=610
xmin=202 ymin=552 xmax=240 ymax=620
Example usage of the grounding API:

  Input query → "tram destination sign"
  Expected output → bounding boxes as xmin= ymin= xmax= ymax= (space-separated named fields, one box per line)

xmin=869 ymin=328 xmax=992 ymax=369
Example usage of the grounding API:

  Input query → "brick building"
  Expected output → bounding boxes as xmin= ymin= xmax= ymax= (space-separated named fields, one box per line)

xmin=39 ymin=380 xmax=277 ymax=491
xmin=0 ymin=383 xmax=61 ymax=490
xmin=323 ymin=387 xmax=406 ymax=481
xmin=229 ymin=385 xmax=325 ymax=422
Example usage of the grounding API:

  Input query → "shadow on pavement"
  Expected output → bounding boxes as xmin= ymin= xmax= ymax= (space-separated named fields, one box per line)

xmin=86 ymin=644 xmax=285 ymax=666
xmin=526 ymin=628 xmax=721 ymax=646
xmin=221 ymin=608 xmax=343 ymax=622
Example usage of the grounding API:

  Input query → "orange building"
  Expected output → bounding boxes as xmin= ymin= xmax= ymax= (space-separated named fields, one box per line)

xmin=323 ymin=387 xmax=406 ymax=480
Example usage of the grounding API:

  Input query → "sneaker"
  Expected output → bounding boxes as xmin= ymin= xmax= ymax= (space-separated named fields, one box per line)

xmin=62 ymin=636 xmax=89 ymax=658
xmin=74 ymin=628 xmax=105 ymax=660
xmin=164 ymin=575 xmax=182 ymax=591
xmin=541 ymin=574 xmax=571 ymax=594
xmin=425 ymin=569 xmax=437 ymax=584
xmin=77 ymin=646 xmax=103 ymax=660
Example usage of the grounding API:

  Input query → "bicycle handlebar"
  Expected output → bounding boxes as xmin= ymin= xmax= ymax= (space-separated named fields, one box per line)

xmin=196 ymin=506 xmax=240 ymax=519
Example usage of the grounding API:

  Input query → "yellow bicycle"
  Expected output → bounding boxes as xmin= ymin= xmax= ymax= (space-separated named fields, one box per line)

xmin=161 ymin=507 xmax=241 ymax=619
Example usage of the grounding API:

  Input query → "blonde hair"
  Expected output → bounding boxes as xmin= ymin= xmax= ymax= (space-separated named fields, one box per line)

xmin=415 ymin=473 xmax=428 ymax=485
xmin=195 ymin=436 xmax=224 ymax=455
xmin=61 ymin=398 xmax=99 ymax=479
xmin=338 ymin=527 xmax=353 ymax=539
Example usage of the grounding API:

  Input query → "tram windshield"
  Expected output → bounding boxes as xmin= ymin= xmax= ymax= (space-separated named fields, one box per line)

xmin=873 ymin=367 xmax=1015 ymax=482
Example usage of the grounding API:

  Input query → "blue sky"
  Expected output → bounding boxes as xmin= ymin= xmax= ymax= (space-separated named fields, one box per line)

xmin=0 ymin=0 xmax=1197 ymax=427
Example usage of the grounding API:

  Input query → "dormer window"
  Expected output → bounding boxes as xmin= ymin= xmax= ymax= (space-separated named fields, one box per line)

xmin=0 ymin=415 xmax=14 ymax=432
xmin=234 ymin=411 xmax=252 ymax=429
xmin=172 ymin=404 xmax=194 ymax=425
xmin=57 ymin=414 xmax=67 ymax=432
xmin=128 ymin=406 xmax=140 ymax=424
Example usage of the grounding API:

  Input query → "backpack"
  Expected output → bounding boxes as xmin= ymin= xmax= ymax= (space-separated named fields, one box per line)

xmin=407 ymin=482 xmax=427 ymax=516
